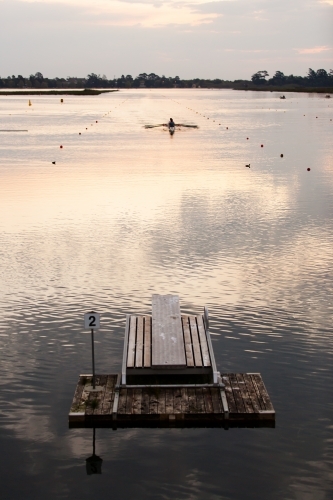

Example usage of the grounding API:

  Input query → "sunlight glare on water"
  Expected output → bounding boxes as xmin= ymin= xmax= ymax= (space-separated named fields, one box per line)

xmin=0 ymin=89 xmax=332 ymax=500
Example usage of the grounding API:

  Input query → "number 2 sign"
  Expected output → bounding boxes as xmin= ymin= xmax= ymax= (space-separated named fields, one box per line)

xmin=84 ymin=312 xmax=100 ymax=330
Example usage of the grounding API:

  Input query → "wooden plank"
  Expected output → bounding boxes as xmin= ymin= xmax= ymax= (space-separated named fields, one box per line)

xmin=93 ymin=375 xmax=108 ymax=415
xmin=158 ymin=388 xmax=166 ymax=414
xmin=70 ymin=377 xmax=85 ymax=413
xmin=101 ymin=375 xmax=116 ymax=414
xmin=141 ymin=388 xmax=150 ymax=414
xmin=196 ymin=315 xmax=211 ymax=366
xmin=143 ymin=316 xmax=151 ymax=368
xmin=165 ymin=388 xmax=174 ymax=414
xmin=122 ymin=315 xmax=130 ymax=384
xmin=229 ymin=374 xmax=246 ymax=413
xmin=127 ymin=316 xmax=137 ymax=368
xmin=181 ymin=316 xmax=194 ymax=367
xmin=117 ymin=388 xmax=127 ymax=414
xmin=202 ymin=387 xmax=214 ymax=413
xmin=151 ymin=294 xmax=186 ymax=368
xmin=149 ymin=389 xmax=159 ymax=414
xmin=251 ymin=374 xmax=274 ymax=411
xmin=135 ymin=316 xmax=144 ymax=367
xmin=195 ymin=388 xmax=205 ymax=413
xmin=222 ymin=375 xmax=238 ymax=414
xmin=189 ymin=315 xmax=203 ymax=367
xmin=187 ymin=388 xmax=197 ymax=413
xmin=236 ymin=374 xmax=254 ymax=413
xmin=243 ymin=374 xmax=262 ymax=413
xmin=125 ymin=388 xmax=134 ymax=414
xmin=132 ymin=389 xmax=142 ymax=415
xmin=210 ymin=388 xmax=223 ymax=414
xmin=173 ymin=387 xmax=182 ymax=414
xmin=181 ymin=387 xmax=189 ymax=414
xmin=249 ymin=375 xmax=266 ymax=410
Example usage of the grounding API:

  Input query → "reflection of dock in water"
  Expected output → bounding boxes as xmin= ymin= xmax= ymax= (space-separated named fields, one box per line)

xmin=69 ymin=295 xmax=275 ymax=429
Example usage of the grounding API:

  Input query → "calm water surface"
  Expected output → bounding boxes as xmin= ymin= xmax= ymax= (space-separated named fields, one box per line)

xmin=0 ymin=89 xmax=332 ymax=499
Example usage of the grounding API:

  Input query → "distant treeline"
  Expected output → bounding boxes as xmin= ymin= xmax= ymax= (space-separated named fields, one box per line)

xmin=0 ymin=69 xmax=332 ymax=90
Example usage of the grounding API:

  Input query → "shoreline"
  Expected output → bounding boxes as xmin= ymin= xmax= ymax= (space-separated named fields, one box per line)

xmin=0 ymin=89 xmax=118 ymax=96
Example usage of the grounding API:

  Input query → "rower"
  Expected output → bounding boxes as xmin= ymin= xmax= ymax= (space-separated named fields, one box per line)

xmin=168 ymin=118 xmax=175 ymax=129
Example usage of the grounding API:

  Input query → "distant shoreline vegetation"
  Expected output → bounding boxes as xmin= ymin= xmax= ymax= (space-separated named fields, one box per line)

xmin=0 ymin=89 xmax=116 ymax=96
xmin=0 ymin=69 xmax=332 ymax=93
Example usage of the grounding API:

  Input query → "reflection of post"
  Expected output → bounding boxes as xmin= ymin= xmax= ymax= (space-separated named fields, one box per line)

xmin=86 ymin=427 xmax=103 ymax=475
xmin=91 ymin=328 xmax=95 ymax=389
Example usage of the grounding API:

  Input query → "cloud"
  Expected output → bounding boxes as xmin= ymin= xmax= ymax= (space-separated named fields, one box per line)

xmin=296 ymin=45 xmax=331 ymax=54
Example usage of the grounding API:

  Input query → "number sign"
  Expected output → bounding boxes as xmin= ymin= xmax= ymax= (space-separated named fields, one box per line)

xmin=84 ymin=312 xmax=100 ymax=330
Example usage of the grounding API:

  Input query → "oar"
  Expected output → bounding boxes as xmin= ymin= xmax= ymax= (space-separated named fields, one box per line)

xmin=144 ymin=124 xmax=165 ymax=129
xmin=177 ymin=124 xmax=199 ymax=128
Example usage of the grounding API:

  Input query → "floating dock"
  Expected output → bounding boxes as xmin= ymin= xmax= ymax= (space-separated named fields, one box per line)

xmin=69 ymin=295 xmax=275 ymax=428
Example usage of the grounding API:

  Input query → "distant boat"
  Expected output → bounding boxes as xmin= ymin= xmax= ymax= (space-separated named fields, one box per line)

xmin=280 ymin=95 xmax=286 ymax=99
xmin=325 ymin=95 xmax=331 ymax=99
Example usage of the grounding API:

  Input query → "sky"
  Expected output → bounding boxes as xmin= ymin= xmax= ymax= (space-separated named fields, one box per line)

xmin=0 ymin=0 xmax=332 ymax=79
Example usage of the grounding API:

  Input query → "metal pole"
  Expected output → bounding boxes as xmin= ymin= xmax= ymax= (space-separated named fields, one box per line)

xmin=91 ymin=328 xmax=95 ymax=389
xmin=93 ymin=427 xmax=96 ymax=456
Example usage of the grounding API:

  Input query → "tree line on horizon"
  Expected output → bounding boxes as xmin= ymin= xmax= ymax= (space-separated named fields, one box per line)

xmin=0 ymin=69 xmax=332 ymax=89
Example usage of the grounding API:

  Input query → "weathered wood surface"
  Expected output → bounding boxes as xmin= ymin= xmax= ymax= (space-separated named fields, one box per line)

xmin=151 ymin=294 xmax=186 ymax=368
xmin=69 ymin=373 xmax=274 ymax=427
xmin=127 ymin=314 xmax=212 ymax=370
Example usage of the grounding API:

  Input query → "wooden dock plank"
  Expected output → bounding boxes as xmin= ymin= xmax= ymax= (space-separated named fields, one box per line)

xmin=195 ymin=388 xmax=205 ymax=413
xmin=165 ymin=388 xmax=174 ymax=414
xmin=173 ymin=387 xmax=182 ymax=414
xmin=187 ymin=388 xmax=197 ymax=413
xmin=152 ymin=294 xmax=186 ymax=368
xmin=182 ymin=316 xmax=194 ymax=367
xmin=135 ymin=316 xmax=144 ymax=368
xmin=230 ymin=374 xmax=246 ymax=413
xmin=143 ymin=316 xmax=151 ymax=368
xmin=222 ymin=375 xmax=238 ymax=414
xmin=243 ymin=374 xmax=262 ymax=413
xmin=149 ymin=389 xmax=159 ymax=414
xmin=181 ymin=387 xmax=189 ymax=413
xmin=127 ymin=316 xmax=137 ymax=368
xmin=236 ymin=374 xmax=254 ymax=414
xmin=70 ymin=377 xmax=85 ymax=413
xmin=101 ymin=375 xmax=116 ymax=414
xmin=158 ymin=388 xmax=166 ymax=414
xmin=189 ymin=315 xmax=203 ymax=367
xmin=196 ymin=315 xmax=211 ymax=367
xmin=210 ymin=388 xmax=223 ymax=414
xmin=125 ymin=388 xmax=134 ymax=414
xmin=141 ymin=388 xmax=150 ymax=414
xmin=202 ymin=387 xmax=214 ymax=413
xmin=117 ymin=388 xmax=127 ymax=414
xmin=251 ymin=374 xmax=274 ymax=411
xmin=132 ymin=389 xmax=142 ymax=414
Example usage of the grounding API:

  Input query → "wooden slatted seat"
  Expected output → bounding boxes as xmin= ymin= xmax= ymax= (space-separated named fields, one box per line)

xmin=122 ymin=295 xmax=217 ymax=385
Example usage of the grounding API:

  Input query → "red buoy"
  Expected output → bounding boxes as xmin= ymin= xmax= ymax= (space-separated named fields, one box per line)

xmin=307 ymin=168 xmax=311 ymax=171
xmin=261 ymin=144 xmax=263 ymax=147
xmin=60 ymin=145 xmax=63 ymax=148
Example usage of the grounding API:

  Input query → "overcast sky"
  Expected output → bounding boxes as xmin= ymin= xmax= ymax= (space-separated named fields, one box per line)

xmin=0 ymin=0 xmax=332 ymax=79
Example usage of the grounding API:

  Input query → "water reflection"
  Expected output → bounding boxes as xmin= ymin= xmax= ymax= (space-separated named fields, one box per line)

xmin=86 ymin=428 xmax=103 ymax=475
xmin=0 ymin=89 xmax=332 ymax=499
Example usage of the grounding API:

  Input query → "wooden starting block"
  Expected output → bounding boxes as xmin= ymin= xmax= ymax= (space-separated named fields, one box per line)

xmin=69 ymin=295 xmax=275 ymax=428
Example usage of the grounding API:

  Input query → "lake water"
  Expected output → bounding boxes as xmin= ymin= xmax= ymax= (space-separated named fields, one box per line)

xmin=0 ymin=89 xmax=332 ymax=499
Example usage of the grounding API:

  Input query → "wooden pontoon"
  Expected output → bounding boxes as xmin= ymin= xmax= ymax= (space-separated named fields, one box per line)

xmin=69 ymin=295 xmax=275 ymax=428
